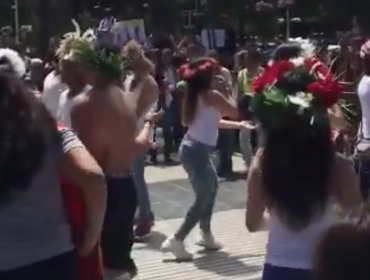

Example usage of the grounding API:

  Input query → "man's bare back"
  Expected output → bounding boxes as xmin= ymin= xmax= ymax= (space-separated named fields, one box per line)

xmin=71 ymin=84 xmax=137 ymax=173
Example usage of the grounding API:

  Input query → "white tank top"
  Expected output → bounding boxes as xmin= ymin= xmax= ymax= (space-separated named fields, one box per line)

xmin=265 ymin=205 xmax=334 ymax=269
xmin=357 ymin=75 xmax=370 ymax=139
xmin=187 ymin=99 xmax=221 ymax=146
xmin=124 ymin=75 xmax=157 ymax=134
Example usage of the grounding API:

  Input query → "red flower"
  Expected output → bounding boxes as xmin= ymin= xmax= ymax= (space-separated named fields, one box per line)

xmin=304 ymin=58 xmax=332 ymax=80
xmin=307 ymin=80 xmax=343 ymax=108
xmin=251 ymin=61 xmax=294 ymax=93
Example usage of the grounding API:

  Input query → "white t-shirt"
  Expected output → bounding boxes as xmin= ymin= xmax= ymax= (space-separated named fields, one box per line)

xmin=42 ymin=71 xmax=67 ymax=118
xmin=56 ymin=85 xmax=91 ymax=128
xmin=358 ymin=75 xmax=370 ymax=139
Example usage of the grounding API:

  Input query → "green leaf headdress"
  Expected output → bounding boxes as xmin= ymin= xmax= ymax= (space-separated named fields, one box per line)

xmin=56 ymin=19 xmax=123 ymax=79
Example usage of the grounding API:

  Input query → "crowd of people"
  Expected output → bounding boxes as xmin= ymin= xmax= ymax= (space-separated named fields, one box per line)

xmin=1 ymin=16 xmax=370 ymax=280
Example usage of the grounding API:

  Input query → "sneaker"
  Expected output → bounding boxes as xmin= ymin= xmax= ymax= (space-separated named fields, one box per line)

xmin=196 ymin=232 xmax=222 ymax=250
xmin=134 ymin=219 xmax=154 ymax=241
xmin=161 ymin=237 xmax=193 ymax=260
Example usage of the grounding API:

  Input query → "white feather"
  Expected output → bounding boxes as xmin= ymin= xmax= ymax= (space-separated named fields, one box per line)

xmin=0 ymin=48 xmax=26 ymax=77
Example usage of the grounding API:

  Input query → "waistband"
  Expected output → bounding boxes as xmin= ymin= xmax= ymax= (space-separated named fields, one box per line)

xmin=104 ymin=171 xmax=133 ymax=179
xmin=182 ymin=134 xmax=215 ymax=150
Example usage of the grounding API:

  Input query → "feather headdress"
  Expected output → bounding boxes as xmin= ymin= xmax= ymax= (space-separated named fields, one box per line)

xmin=0 ymin=48 xmax=26 ymax=77
xmin=55 ymin=19 xmax=96 ymax=61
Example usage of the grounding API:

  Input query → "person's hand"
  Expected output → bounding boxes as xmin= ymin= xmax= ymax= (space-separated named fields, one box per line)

xmin=238 ymin=121 xmax=256 ymax=130
xmin=145 ymin=110 xmax=164 ymax=124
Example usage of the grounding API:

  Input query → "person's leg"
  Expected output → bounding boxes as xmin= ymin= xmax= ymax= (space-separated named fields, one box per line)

xmin=162 ymin=141 xmax=215 ymax=259
xmin=198 ymin=148 xmax=222 ymax=249
xmin=101 ymin=176 xmax=138 ymax=279
xmin=240 ymin=128 xmax=253 ymax=168
xmin=0 ymin=251 xmax=78 ymax=280
xmin=133 ymin=155 xmax=154 ymax=239
xmin=162 ymin=123 xmax=173 ymax=161
xmin=358 ymin=160 xmax=370 ymax=200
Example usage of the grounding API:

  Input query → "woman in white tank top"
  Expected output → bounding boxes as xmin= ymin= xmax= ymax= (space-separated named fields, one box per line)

xmin=245 ymin=44 xmax=361 ymax=280
xmin=161 ymin=57 xmax=255 ymax=260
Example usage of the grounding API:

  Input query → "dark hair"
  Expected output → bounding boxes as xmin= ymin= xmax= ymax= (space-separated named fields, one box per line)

xmin=0 ymin=57 xmax=58 ymax=206
xmin=314 ymin=209 xmax=370 ymax=280
xmin=260 ymin=116 xmax=335 ymax=230
xmin=272 ymin=43 xmax=302 ymax=61
xmin=182 ymin=57 xmax=215 ymax=125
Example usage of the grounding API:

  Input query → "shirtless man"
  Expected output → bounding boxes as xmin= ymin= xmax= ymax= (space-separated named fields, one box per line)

xmin=71 ymin=44 xmax=158 ymax=280
xmin=122 ymin=41 xmax=159 ymax=239
xmin=57 ymin=54 xmax=90 ymax=128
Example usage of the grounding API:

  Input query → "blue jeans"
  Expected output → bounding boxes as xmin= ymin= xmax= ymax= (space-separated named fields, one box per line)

xmin=176 ymin=136 xmax=219 ymax=240
xmin=133 ymin=155 xmax=153 ymax=221
xmin=262 ymin=264 xmax=311 ymax=280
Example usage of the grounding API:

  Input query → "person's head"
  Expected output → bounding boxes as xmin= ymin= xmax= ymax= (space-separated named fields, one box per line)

xmin=251 ymin=52 xmax=340 ymax=230
xmin=81 ymin=44 xmax=123 ymax=86
xmin=187 ymin=44 xmax=201 ymax=60
xmin=60 ymin=56 xmax=86 ymax=86
xmin=179 ymin=57 xmax=218 ymax=125
xmin=314 ymin=208 xmax=370 ymax=280
xmin=29 ymin=58 xmax=44 ymax=84
xmin=206 ymin=49 xmax=220 ymax=62
xmin=238 ymin=49 xmax=261 ymax=70
xmin=0 ymin=48 xmax=58 ymax=207
xmin=272 ymin=43 xmax=302 ymax=61
xmin=121 ymin=40 xmax=153 ymax=76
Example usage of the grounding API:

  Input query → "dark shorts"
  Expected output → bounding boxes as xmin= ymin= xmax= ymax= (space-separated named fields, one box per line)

xmin=262 ymin=264 xmax=311 ymax=280
xmin=0 ymin=251 xmax=78 ymax=280
xmin=101 ymin=175 xmax=138 ymax=272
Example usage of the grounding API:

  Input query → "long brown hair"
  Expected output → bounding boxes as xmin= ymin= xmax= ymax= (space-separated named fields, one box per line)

xmin=179 ymin=57 xmax=216 ymax=125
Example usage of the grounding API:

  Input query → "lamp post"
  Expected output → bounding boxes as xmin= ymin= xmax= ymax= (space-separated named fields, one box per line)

xmin=278 ymin=0 xmax=294 ymax=41
xmin=13 ymin=0 xmax=20 ymax=43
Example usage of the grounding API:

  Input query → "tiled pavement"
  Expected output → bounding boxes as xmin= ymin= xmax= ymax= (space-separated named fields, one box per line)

xmin=133 ymin=210 xmax=267 ymax=280
xmin=132 ymin=156 xmax=267 ymax=280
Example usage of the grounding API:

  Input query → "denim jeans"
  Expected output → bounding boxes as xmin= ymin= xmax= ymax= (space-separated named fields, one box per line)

xmin=262 ymin=264 xmax=311 ymax=280
xmin=239 ymin=128 xmax=253 ymax=166
xmin=133 ymin=155 xmax=153 ymax=221
xmin=176 ymin=136 xmax=219 ymax=240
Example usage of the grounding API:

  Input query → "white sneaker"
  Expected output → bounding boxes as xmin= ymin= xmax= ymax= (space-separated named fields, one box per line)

xmin=161 ymin=237 xmax=193 ymax=260
xmin=104 ymin=270 xmax=132 ymax=280
xmin=196 ymin=232 xmax=222 ymax=250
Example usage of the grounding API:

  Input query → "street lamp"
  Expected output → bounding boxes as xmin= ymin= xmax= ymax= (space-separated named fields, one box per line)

xmin=12 ymin=0 xmax=20 ymax=43
xmin=278 ymin=0 xmax=294 ymax=41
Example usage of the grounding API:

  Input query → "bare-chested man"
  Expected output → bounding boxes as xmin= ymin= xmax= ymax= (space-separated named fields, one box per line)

xmin=71 ymin=44 xmax=158 ymax=280
xmin=122 ymin=41 xmax=159 ymax=239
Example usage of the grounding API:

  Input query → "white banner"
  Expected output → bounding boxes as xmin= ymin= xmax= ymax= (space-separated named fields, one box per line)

xmin=112 ymin=19 xmax=147 ymax=48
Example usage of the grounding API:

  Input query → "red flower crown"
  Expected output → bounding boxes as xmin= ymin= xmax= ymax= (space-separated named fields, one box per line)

xmin=178 ymin=58 xmax=218 ymax=80
xmin=252 ymin=58 xmax=343 ymax=108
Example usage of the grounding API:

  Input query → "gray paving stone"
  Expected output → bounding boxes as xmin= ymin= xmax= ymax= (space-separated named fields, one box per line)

xmin=133 ymin=209 xmax=267 ymax=280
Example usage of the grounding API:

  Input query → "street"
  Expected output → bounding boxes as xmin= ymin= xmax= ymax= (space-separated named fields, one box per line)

xmin=132 ymin=155 xmax=267 ymax=280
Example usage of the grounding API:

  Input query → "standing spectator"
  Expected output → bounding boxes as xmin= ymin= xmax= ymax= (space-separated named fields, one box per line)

xmin=207 ymin=49 xmax=235 ymax=177
xmin=235 ymin=49 xmax=264 ymax=176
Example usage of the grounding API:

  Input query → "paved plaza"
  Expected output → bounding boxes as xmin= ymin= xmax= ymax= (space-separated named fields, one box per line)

xmin=132 ymin=155 xmax=267 ymax=280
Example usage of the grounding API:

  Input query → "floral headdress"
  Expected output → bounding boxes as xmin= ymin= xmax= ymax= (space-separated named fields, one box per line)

xmin=178 ymin=58 xmax=218 ymax=81
xmin=249 ymin=51 xmax=343 ymax=131
xmin=55 ymin=19 xmax=96 ymax=61
xmin=57 ymin=20 xmax=123 ymax=79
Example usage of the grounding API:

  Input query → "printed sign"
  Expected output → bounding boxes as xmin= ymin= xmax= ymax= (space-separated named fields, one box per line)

xmin=112 ymin=19 xmax=146 ymax=48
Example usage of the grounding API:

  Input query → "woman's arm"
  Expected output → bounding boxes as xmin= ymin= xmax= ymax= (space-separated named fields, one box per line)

xmin=219 ymin=119 xmax=255 ymax=130
xmin=60 ymin=129 xmax=106 ymax=256
xmin=246 ymin=153 xmax=269 ymax=232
